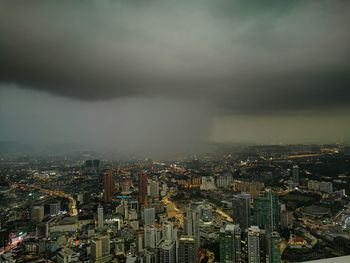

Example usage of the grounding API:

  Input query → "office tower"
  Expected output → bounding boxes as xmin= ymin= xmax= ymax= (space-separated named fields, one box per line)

xmin=102 ymin=171 xmax=114 ymax=202
xmin=232 ymin=192 xmax=251 ymax=230
xmin=145 ymin=248 xmax=157 ymax=263
xmin=97 ymin=205 xmax=104 ymax=228
xmin=143 ymin=207 xmax=156 ymax=226
xmin=248 ymin=226 xmax=260 ymax=263
xmin=93 ymin=159 xmax=100 ymax=168
xmin=253 ymin=192 xmax=279 ymax=231
xmin=280 ymin=210 xmax=293 ymax=229
xmin=84 ymin=160 xmax=93 ymax=168
xmin=158 ymin=240 xmax=176 ymax=263
xmin=50 ymin=202 xmax=61 ymax=216
xmin=162 ymin=222 xmax=176 ymax=242
xmin=91 ymin=235 xmax=111 ymax=263
xmin=268 ymin=232 xmax=281 ymax=263
xmin=139 ymin=173 xmax=149 ymax=206
xmin=149 ymin=180 xmax=159 ymax=198
xmin=178 ymin=236 xmax=196 ymax=263
xmin=31 ymin=205 xmax=44 ymax=223
xmin=136 ymin=230 xmax=144 ymax=253
xmin=144 ymin=226 xmax=158 ymax=249
xmin=219 ymin=224 xmax=241 ymax=263
xmin=258 ymin=229 xmax=267 ymax=263
xmin=114 ymin=238 xmax=125 ymax=256
xmin=184 ymin=208 xmax=198 ymax=237
xmin=292 ymin=165 xmax=299 ymax=185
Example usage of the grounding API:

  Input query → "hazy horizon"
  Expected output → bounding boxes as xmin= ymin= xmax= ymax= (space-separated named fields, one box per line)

xmin=1 ymin=0 xmax=350 ymax=157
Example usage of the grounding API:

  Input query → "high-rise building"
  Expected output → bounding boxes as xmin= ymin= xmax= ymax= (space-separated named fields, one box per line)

xmin=292 ymin=165 xmax=299 ymax=185
xmin=31 ymin=205 xmax=44 ymax=223
xmin=184 ymin=208 xmax=198 ymax=237
xmin=102 ymin=171 xmax=114 ymax=202
xmin=97 ymin=205 xmax=104 ymax=228
xmin=253 ymin=192 xmax=279 ymax=231
xmin=280 ymin=210 xmax=293 ymax=229
xmin=143 ymin=207 xmax=156 ymax=226
xmin=158 ymin=239 xmax=176 ymax=263
xmin=178 ymin=236 xmax=196 ymax=263
xmin=144 ymin=226 xmax=158 ymax=249
xmin=114 ymin=238 xmax=125 ymax=256
xmin=139 ymin=173 xmax=148 ymax=206
xmin=162 ymin=222 xmax=176 ymax=242
xmin=149 ymin=180 xmax=159 ymax=198
xmin=200 ymin=176 xmax=217 ymax=190
xmin=50 ymin=202 xmax=61 ymax=216
xmin=320 ymin=181 xmax=333 ymax=193
xmin=219 ymin=224 xmax=241 ymax=263
xmin=232 ymin=192 xmax=251 ymax=230
xmin=248 ymin=226 xmax=260 ymax=263
xmin=91 ymin=235 xmax=111 ymax=263
xmin=268 ymin=231 xmax=282 ymax=263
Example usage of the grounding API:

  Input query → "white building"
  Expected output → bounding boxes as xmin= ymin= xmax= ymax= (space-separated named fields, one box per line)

xmin=57 ymin=247 xmax=79 ymax=263
xmin=320 ymin=181 xmax=333 ymax=194
xmin=200 ymin=176 xmax=217 ymax=190
xmin=248 ymin=226 xmax=260 ymax=263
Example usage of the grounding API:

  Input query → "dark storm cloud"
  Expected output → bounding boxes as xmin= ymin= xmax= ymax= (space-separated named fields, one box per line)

xmin=1 ymin=0 xmax=350 ymax=113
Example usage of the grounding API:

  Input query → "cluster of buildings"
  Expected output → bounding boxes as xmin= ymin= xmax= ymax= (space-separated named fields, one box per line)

xmin=1 ymin=144 xmax=350 ymax=262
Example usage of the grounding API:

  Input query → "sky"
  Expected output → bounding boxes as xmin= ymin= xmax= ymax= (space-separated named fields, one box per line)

xmin=1 ymin=0 xmax=350 ymax=157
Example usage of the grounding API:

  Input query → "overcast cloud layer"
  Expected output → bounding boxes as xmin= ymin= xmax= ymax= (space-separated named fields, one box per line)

xmin=1 ymin=0 xmax=350 ymax=113
xmin=1 ymin=0 xmax=350 ymax=155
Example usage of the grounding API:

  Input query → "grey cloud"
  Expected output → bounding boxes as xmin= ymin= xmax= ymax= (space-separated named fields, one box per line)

xmin=1 ymin=0 xmax=350 ymax=113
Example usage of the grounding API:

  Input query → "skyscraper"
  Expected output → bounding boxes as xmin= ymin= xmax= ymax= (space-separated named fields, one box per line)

xmin=91 ymin=235 xmax=111 ymax=263
xmin=49 ymin=202 xmax=61 ymax=216
xmin=178 ymin=236 xmax=196 ymax=263
xmin=219 ymin=224 xmax=241 ymax=263
xmin=248 ymin=226 xmax=260 ymax=263
xmin=31 ymin=205 xmax=44 ymax=223
xmin=97 ymin=205 xmax=104 ymax=228
xmin=268 ymin=231 xmax=282 ymax=263
xmin=139 ymin=173 xmax=148 ymax=206
xmin=292 ymin=165 xmax=299 ymax=185
xmin=232 ymin=192 xmax=251 ymax=230
xmin=144 ymin=226 xmax=158 ymax=249
xmin=158 ymin=239 xmax=176 ymax=263
xmin=253 ymin=192 xmax=279 ymax=231
xmin=102 ymin=171 xmax=114 ymax=202
xmin=143 ymin=206 xmax=156 ymax=226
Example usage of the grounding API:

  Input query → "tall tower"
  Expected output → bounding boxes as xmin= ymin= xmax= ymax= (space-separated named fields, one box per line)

xmin=253 ymin=192 xmax=279 ymax=231
xmin=178 ymin=236 xmax=196 ymax=263
xmin=292 ymin=165 xmax=299 ymax=185
xmin=219 ymin=224 xmax=241 ymax=263
xmin=232 ymin=192 xmax=251 ymax=230
xmin=268 ymin=231 xmax=282 ymax=263
xmin=143 ymin=206 xmax=156 ymax=226
xmin=102 ymin=171 xmax=114 ymax=202
xmin=248 ymin=226 xmax=260 ymax=263
xmin=91 ymin=235 xmax=111 ymax=262
xmin=97 ymin=205 xmax=104 ymax=228
xmin=138 ymin=173 xmax=148 ymax=206
xmin=31 ymin=205 xmax=44 ymax=223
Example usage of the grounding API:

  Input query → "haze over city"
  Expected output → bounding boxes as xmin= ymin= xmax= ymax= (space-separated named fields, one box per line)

xmin=1 ymin=0 xmax=350 ymax=157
